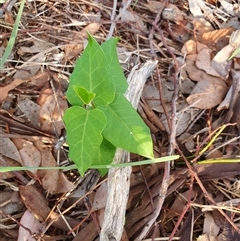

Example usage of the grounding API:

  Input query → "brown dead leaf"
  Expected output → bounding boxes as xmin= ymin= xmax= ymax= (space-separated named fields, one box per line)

xmin=92 ymin=182 xmax=108 ymax=211
xmin=144 ymin=1 xmax=162 ymax=13
xmin=29 ymin=72 xmax=50 ymax=88
xmin=196 ymin=48 xmax=221 ymax=77
xmin=18 ymin=210 xmax=44 ymax=241
xmin=181 ymin=40 xmax=198 ymax=55
xmin=18 ymin=98 xmax=40 ymax=127
xmin=201 ymin=28 xmax=235 ymax=51
xmin=4 ymin=12 xmax=14 ymax=24
xmin=34 ymin=141 xmax=74 ymax=194
xmin=187 ymin=79 xmax=227 ymax=109
xmin=0 ymin=190 xmax=23 ymax=218
xmin=182 ymin=60 xmax=225 ymax=84
xmin=19 ymin=141 xmax=41 ymax=174
xmin=120 ymin=9 xmax=146 ymax=33
xmin=193 ymin=17 xmax=214 ymax=38
xmin=0 ymin=135 xmax=22 ymax=162
xmin=168 ymin=190 xmax=196 ymax=218
xmin=0 ymin=79 xmax=27 ymax=102
xmin=18 ymin=40 xmax=55 ymax=55
xmin=38 ymin=89 xmax=67 ymax=136
xmin=19 ymin=185 xmax=50 ymax=222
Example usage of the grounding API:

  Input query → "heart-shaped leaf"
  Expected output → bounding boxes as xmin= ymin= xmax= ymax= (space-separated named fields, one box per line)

xmin=98 ymin=94 xmax=154 ymax=159
xmin=63 ymin=106 xmax=107 ymax=175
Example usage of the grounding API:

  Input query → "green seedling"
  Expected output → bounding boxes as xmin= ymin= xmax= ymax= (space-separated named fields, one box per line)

xmin=63 ymin=35 xmax=157 ymax=175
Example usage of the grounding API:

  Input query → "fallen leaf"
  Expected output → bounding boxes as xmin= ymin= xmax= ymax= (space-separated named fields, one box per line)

xmin=29 ymin=72 xmax=50 ymax=88
xmin=18 ymin=98 xmax=41 ymax=127
xmin=0 ymin=79 xmax=27 ymax=102
xmin=38 ymin=89 xmax=67 ymax=136
xmin=211 ymin=45 xmax=233 ymax=78
xmin=18 ymin=210 xmax=44 ymax=241
xmin=34 ymin=141 xmax=74 ymax=194
xmin=203 ymin=212 xmax=220 ymax=237
xmin=201 ymin=28 xmax=235 ymax=51
xmin=18 ymin=40 xmax=55 ymax=55
xmin=196 ymin=48 xmax=221 ymax=77
xmin=92 ymin=182 xmax=108 ymax=211
xmin=120 ymin=9 xmax=146 ymax=33
xmin=19 ymin=141 xmax=41 ymax=174
xmin=0 ymin=135 xmax=22 ymax=162
xmin=187 ymin=79 xmax=228 ymax=109
xmin=19 ymin=185 xmax=50 ymax=222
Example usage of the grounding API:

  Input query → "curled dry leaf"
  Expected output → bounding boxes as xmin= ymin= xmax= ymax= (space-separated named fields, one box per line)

xmin=64 ymin=23 xmax=101 ymax=60
xmin=217 ymin=85 xmax=233 ymax=111
xmin=0 ymin=79 xmax=27 ymax=102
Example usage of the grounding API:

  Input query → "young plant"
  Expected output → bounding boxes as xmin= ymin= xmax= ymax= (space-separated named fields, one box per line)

xmin=63 ymin=35 xmax=154 ymax=176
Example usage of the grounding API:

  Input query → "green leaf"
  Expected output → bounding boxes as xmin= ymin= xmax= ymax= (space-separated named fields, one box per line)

xmin=98 ymin=94 xmax=154 ymax=159
xmin=92 ymin=138 xmax=116 ymax=176
xmin=73 ymin=85 xmax=96 ymax=105
xmin=101 ymin=38 xmax=128 ymax=94
xmin=66 ymin=35 xmax=116 ymax=107
xmin=63 ymin=106 xmax=107 ymax=175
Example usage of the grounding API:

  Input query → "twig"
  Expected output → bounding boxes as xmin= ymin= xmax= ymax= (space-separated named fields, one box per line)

xmin=106 ymin=0 xmax=133 ymax=40
xmin=134 ymin=2 xmax=171 ymax=240
xmin=176 ymin=145 xmax=240 ymax=235
xmin=100 ymin=60 xmax=157 ymax=241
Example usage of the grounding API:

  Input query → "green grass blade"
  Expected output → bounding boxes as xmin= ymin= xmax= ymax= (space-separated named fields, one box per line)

xmin=0 ymin=155 xmax=179 ymax=172
xmin=0 ymin=0 xmax=26 ymax=69
xmin=198 ymin=158 xmax=240 ymax=164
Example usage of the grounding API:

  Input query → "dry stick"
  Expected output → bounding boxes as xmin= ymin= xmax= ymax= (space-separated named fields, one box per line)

xmin=100 ymin=60 xmax=158 ymax=241
xmin=140 ymin=165 xmax=154 ymax=212
xmin=168 ymin=167 xmax=195 ymax=241
xmin=106 ymin=0 xmax=133 ymax=40
xmin=176 ymin=146 xmax=240 ymax=236
xmin=134 ymin=1 xmax=174 ymax=240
